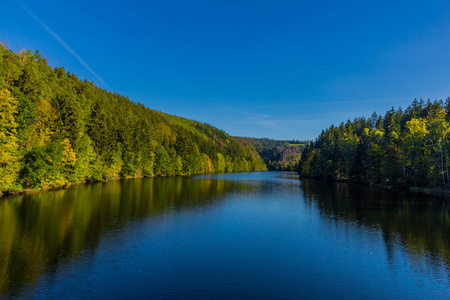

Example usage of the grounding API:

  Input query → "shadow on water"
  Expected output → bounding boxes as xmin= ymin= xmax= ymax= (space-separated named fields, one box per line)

xmin=0 ymin=176 xmax=245 ymax=298
xmin=2 ymin=172 xmax=450 ymax=298
xmin=300 ymin=178 xmax=450 ymax=280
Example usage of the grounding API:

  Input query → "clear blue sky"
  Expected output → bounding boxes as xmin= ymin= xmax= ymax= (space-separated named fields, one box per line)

xmin=1 ymin=0 xmax=449 ymax=140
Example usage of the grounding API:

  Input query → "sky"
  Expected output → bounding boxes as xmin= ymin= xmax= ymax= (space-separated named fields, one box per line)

xmin=1 ymin=0 xmax=450 ymax=140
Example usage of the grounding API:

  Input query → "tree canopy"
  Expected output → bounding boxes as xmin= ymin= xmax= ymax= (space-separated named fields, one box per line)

xmin=0 ymin=44 xmax=266 ymax=195
xmin=240 ymin=137 xmax=306 ymax=171
xmin=298 ymin=99 xmax=450 ymax=189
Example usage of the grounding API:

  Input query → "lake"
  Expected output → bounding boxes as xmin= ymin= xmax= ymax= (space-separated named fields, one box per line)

xmin=0 ymin=172 xmax=449 ymax=299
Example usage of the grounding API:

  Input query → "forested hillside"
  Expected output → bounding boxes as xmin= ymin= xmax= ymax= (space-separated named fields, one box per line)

xmin=239 ymin=137 xmax=306 ymax=171
xmin=0 ymin=45 xmax=266 ymax=195
xmin=299 ymin=99 xmax=450 ymax=188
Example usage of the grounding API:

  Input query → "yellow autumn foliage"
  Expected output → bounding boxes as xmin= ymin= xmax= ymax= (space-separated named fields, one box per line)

xmin=0 ymin=89 xmax=20 ymax=191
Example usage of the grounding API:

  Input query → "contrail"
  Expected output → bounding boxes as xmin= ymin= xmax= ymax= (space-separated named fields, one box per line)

xmin=18 ymin=1 xmax=111 ymax=90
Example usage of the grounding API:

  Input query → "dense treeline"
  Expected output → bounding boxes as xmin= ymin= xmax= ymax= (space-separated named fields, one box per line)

xmin=299 ymin=98 xmax=450 ymax=188
xmin=0 ymin=45 xmax=266 ymax=195
xmin=239 ymin=137 xmax=306 ymax=171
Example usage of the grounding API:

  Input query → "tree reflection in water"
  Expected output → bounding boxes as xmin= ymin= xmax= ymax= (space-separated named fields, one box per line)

xmin=301 ymin=178 xmax=450 ymax=282
xmin=0 ymin=176 xmax=239 ymax=298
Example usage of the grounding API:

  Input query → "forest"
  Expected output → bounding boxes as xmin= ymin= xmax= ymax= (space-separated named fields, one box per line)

xmin=298 ymin=98 xmax=450 ymax=189
xmin=0 ymin=44 xmax=267 ymax=196
xmin=239 ymin=137 xmax=306 ymax=171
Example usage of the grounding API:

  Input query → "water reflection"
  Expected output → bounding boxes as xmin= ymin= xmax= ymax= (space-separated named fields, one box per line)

xmin=0 ymin=176 xmax=241 ymax=298
xmin=2 ymin=173 xmax=450 ymax=299
xmin=301 ymin=179 xmax=450 ymax=281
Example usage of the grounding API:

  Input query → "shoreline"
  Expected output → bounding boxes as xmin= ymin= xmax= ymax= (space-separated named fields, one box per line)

xmin=0 ymin=174 xmax=180 ymax=199
xmin=299 ymin=175 xmax=450 ymax=199
xmin=0 ymin=170 xmax=268 ymax=199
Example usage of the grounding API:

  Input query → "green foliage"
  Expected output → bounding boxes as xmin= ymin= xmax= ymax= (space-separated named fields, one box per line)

xmin=154 ymin=144 xmax=172 ymax=176
xmin=0 ymin=88 xmax=20 ymax=191
xmin=239 ymin=137 xmax=305 ymax=171
xmin=216 ymin=153 xmax=226 ymax=173
xmin=0 ymin=44 xmax=267 ymax=194
xmin=20 ymin=141 xmax=66 ymax=188
xmin=299 ymin=99 xmax=450 ymax=188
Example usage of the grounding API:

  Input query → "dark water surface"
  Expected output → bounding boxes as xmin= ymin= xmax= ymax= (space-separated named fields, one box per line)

xmin=1 ymin=172 xmax=449 ymax=299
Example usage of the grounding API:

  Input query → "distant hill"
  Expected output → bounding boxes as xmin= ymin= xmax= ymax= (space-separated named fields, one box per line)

xmin=237 ymin=137 xmax=307 ymax=171
xmin=0 ymin=45 xmax=266 ymax=195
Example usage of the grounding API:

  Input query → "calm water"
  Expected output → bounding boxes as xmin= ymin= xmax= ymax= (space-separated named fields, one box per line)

xmin=0 ymin=172 xmax=449 ymax=299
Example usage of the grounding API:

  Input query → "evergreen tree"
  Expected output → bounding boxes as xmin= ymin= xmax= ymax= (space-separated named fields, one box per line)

xmin=0 ymin=44 xmax=268 ymax=195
